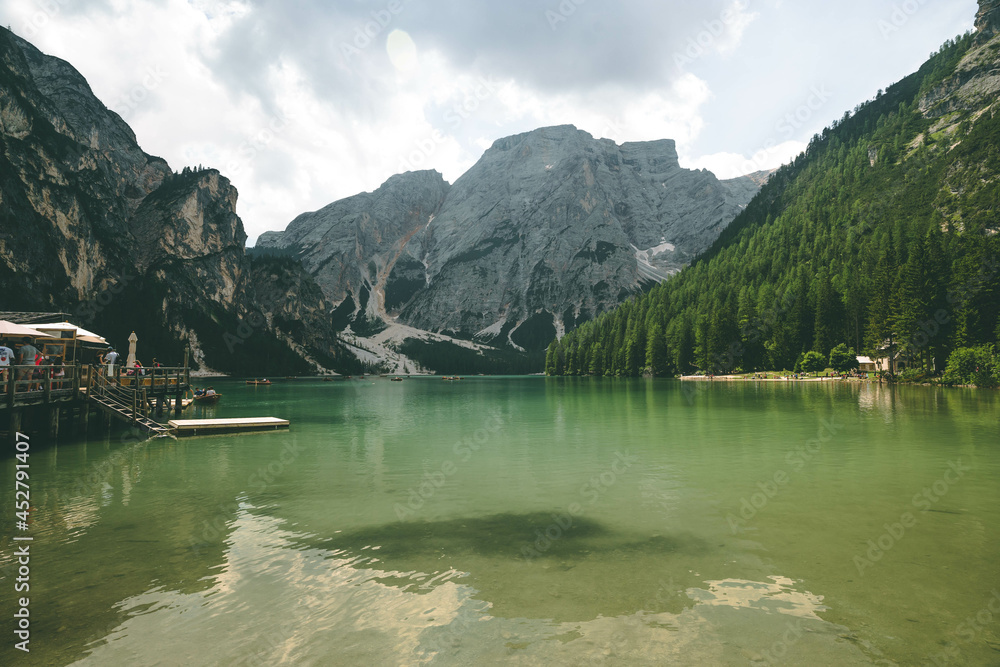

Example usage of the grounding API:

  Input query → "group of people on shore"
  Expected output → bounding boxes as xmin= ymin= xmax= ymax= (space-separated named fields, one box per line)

xmin=0 ymin=337 xmax=67 ymax=390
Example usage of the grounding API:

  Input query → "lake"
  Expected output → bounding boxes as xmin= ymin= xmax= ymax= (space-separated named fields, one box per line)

xmin=2 ymin=378 xmax=999 ymax=665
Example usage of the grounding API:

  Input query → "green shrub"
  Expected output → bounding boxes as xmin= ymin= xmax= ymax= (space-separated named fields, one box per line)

xmin=801 ymin=351 xmax=828 ymax=374
xmin=898 ymin=368 xmax=928 ymax=383
xmin=941 ymin=345 xmax=999 ymax=387
xmin=829 ymin=344 xmax=860 ymax=373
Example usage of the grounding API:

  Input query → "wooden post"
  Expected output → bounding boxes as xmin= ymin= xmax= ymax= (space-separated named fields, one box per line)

xmin=9 ymin=409 xmax=22 ymax=444
xmin=174 ymin=392 xmax=183 ymax=415
xmin=80 ymin=400 xmax=90 ymax=435
xmin=47 ymin=406 xmax=60 ymax=440
xmin=80 ymin=402 xmax=90 ymax=435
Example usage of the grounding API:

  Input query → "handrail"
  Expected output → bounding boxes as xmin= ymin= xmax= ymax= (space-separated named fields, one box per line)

xmin=90 ymin=369 xmax=143 ymax=426
xmin=4 ymin=364 xmax=79 ymax=398
xmin=113 ymin=365 xmax=188 ymax=391
xmin=3 ymin=363 xmax=187 ymax=415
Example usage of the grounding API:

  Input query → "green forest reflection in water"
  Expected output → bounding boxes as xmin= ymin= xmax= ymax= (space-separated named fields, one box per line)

xmin=1 ymin=377 xmax=998 ymax=666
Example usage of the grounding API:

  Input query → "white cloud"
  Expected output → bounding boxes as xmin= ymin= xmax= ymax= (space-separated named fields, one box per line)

xmin=681 ymin=140 xmax=806 ymax=179
xmin=2 ymin=0 xmax=979 ymax=244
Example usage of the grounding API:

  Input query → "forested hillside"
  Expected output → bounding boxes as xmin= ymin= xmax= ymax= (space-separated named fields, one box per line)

xmin=546 ymin=31 xmax=1000 ymax=383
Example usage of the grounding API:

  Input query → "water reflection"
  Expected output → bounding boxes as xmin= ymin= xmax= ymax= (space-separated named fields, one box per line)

xmin=69 ymin=505 xmax=873 ymax=666
xmin=1 ymin=378 xmax=996 ymax=666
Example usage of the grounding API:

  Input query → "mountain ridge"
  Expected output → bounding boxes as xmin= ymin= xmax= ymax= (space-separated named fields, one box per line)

xmin=260 ymin=124 xmax=766 ymax=355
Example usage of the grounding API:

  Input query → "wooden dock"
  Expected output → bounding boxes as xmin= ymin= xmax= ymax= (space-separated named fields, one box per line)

xmin=167 ymin=417 xmax=290 ymax=437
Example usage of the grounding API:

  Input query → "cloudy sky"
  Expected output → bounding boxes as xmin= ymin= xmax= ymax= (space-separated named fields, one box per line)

xmin=3 ymin=0 xmax=978 ymax=244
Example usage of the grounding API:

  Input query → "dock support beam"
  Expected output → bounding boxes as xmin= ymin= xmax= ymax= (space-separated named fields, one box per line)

xmin=9 ymin=410 xmax=22 ymax=444
xmin=80 ymin=403 xmax=90 ymax=435
xmin=47 ymin=407 xmax=60 ymax=440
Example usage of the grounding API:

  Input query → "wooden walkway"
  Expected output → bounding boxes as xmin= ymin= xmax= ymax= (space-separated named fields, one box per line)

xmin=89 ymin=391 xmax=172 ymax=435
xmin=3 ymin=362 xmax=289 ymax=440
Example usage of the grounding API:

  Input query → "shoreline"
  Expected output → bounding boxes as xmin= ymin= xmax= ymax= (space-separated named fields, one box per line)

xmin=680 ymin=375 xmax=846 ymax=382
xmin=678 ymin=375 xmax=990 ymax=389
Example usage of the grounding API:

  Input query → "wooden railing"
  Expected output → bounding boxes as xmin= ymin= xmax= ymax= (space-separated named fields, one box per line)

xmin=89 ymin=367 xmax=153 ymax=422
xmin=106 ymin=365 xmax=189 ymax=393
xmin=2 ymin=362 xmax=190 ymax=411
xmin=3 ymin=364 xmax=80 ymax=406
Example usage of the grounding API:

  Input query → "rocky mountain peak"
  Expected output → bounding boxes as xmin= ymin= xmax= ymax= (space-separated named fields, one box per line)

xmin=977 ymin=0 xmax=1000 ymax=36
xmin=487 ymin=124 xmax=590 ymax=151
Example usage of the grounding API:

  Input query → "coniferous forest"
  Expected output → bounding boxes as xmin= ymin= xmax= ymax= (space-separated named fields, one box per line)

xmin=546 ymin=33 xmax=1000 ymax=385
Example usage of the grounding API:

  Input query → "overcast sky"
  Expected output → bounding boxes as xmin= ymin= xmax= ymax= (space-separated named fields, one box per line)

xmin=2 ymin=0 xmax=978 ymax=244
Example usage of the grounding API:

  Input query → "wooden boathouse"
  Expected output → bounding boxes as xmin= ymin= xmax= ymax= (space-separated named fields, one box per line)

xmin=2 ymin=361 xmax=193 ymax=442
xmin=1 ymin=312 xmax=192 ymax=442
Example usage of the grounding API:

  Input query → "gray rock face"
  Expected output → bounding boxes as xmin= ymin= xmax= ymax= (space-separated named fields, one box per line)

xmin=977 ymin=0 xmax=1000 ymax=36
xmin=266 ymin=125 xmax=763 ymax=349
xmin=257 ymin=170 xmax=449 ymax=331
xmin=919 ymin=29 xmax=1000 ymax=119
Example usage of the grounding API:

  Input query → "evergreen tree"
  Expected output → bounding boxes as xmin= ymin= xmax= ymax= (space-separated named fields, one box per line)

xmin=590 ymin=341 xmax=604 ymax=376
xmin=645 ymin=324 xmax=668 ymax=377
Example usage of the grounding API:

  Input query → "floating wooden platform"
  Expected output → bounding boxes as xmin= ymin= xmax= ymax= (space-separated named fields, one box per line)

xmin=167 ymin=417 xmax=289 ymax=437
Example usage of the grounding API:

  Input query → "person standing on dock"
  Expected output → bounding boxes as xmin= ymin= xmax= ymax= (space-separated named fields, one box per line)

xmin=17 ymin=337 xmax=39 ymax=391
xmin=103 ymin=347 xmax=119 ymax=378
xmin=0 ymin=340 xmax=12 ymax=383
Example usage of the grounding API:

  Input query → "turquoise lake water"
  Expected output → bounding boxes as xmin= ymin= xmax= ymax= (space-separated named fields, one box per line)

xmin=1 ymin=377 xmax=998 ymax=665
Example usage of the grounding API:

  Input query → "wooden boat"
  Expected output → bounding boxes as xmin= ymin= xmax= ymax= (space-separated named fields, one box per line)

xmin=391 ymin=377 xmax=403 ymax=382
xmin=194 ymin=393 xmax=221 ymax=404
xmin=246 ymin=379 xmax=272 ymax=385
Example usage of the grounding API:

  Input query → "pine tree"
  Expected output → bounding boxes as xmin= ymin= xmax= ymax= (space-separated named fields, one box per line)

xmin=866 ymin=234 xmax=898 ymax=368
xmin=590 ymin=341 xmax=604 ymax=376
xmin=646 ymin=324 xmax=668 ymax=377
xmin=545 ymin=341 xmax=558 ymax=376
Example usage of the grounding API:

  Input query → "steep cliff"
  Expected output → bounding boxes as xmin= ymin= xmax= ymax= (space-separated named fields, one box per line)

xmin=976 ymin=0 xmax=1000 ymax=36
xmin=0 ymin=29 xmax=165 ymax=308
xmin=0 ymin=28 xmax=349 ymax=375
